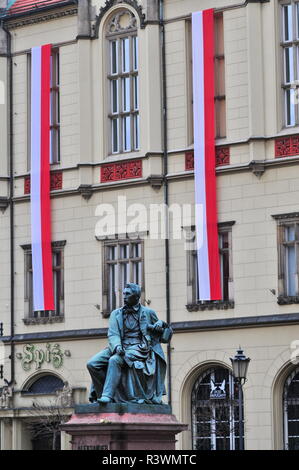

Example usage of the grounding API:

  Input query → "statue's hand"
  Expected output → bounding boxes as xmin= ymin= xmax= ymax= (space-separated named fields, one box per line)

xmin=153 ymin=320 xmax=165 ymax=334
xmin=116 ymin=346 xmax=125 ymax=356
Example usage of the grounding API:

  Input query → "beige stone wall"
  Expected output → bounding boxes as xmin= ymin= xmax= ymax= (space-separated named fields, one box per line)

xmin=1 ymin=0 xmax=299 ymax=451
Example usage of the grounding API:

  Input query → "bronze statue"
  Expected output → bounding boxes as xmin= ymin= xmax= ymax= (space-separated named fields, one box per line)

xmin=87 ymin=283 xmax=173 ymax=404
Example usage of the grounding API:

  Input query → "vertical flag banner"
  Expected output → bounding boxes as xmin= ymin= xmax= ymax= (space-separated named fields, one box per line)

xmin=192 ymin=10 xmax=222 ymax=301
xmin=30 ymin=44 xmax=55 ymax=311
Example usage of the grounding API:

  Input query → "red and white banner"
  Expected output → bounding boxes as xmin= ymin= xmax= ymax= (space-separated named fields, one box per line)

xmin=30 ymin=44 xmax=55 ymax=311
xmin=192 ymin=10 xmax=222 ymax=300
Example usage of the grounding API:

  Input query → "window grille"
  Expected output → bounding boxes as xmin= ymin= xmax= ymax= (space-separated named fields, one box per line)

xmin=191 ymin=367 xmax=243 ymax=450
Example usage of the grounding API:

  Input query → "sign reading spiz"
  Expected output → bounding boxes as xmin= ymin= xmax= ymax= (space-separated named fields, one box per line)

xmin=16 ymin=343 xmax=71 ymax=371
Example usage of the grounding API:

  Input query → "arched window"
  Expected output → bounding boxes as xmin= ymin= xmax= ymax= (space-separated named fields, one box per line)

xmin=23 ymin=374 xmax=64 ymax=394
xmin=283 ymin=366 xmax=299 ymax=450
xmin=191 ymin=366 xmax=243 ymax=450
xmin=106 ymin=9 xmax=139 ymax=154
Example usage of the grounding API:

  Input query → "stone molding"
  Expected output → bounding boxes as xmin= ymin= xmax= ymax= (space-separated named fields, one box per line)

xmin=94 ymin=0 xmax=146 ymax=38
xmin=4 ymin=6 xmax=78 ymax=29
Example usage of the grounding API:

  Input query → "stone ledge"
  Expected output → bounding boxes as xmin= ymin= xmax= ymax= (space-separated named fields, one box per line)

xmin=22 ymin=315 xmax=65 ymax=325
xmin=75 ymin=402 xmax=172 ymax=415
xmin=186 ymin=300 xmax=235 ymax=312
xmin=277 ymin=295 xmax=299 ymax=305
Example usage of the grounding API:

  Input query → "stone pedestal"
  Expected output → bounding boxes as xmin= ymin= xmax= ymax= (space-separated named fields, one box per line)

xmin=61 ymin=403 xmax=188 ymax=450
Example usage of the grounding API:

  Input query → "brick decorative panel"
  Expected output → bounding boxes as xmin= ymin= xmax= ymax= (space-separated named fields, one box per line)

xmin=185 ymin=151 xmax=194 ymax=170
xmin=101 ymin=160 xmax=142 ymax=183
xmin=24 ymin=171 xmax=63 ymax=195
xmin=275 ymin=135 xmax=299 ymax=158
xmin=51 ymin=171 xmax=63 ymax=191
xmin=185 ymin=147 xmax=230 ymax=171
xmin=216 ymin=147 xmax=230 ymax=166
xmin=24 ymin=176 xmax=30 ymax=195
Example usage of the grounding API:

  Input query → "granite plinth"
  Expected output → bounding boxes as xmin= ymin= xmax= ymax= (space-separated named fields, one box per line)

xmin=75 ymin=402 xmax=172 ymax=415
xmin=61 ymin=403 xmax=188 ymax=450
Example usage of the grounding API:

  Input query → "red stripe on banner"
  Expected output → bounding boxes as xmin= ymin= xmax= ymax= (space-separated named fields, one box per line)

xmin=203 ymin=10 xmax=222 ymax=300
xmin=40 ymin=44 xmax=55 ymax=310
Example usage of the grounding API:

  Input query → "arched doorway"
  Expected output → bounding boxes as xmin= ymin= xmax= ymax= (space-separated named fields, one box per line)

xmin=22 ymin=373 xmax=66 ymax=450
xmin=283 ymin=366 xmax=299 ymax=450
xmin=191 ymin=366 xmax=243 ymax=450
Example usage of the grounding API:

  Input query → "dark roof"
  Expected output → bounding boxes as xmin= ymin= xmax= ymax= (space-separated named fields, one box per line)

xmin=0 ymin=0 xmax=76 ymax=18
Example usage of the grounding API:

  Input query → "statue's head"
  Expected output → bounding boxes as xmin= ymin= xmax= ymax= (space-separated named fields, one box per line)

xmin=123 ymin=283 xmax=141 ymax=307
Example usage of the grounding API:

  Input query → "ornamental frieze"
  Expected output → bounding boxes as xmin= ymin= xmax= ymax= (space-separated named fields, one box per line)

xmin=185 ymin=147 xmax=231 ymax=171
xmin=101 ymin=159 xmax=142 ymax=182
xmin=16 ymin=343 xmax=71 ymax=371
xmin=275 ymin=135 xmax=299 ymax=158
xmin=24 ymin=171 xmax=63 ymax=194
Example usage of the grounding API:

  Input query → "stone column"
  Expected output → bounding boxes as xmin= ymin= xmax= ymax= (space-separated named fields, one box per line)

xmin=246 ymin=2 xmax=266 ymax=162
xmin=77 ymin=0 xmax=93 ymax=189
xmin=0 ymin=418 xmax=12 ymax=450
xmin=12 ymin=418 xmax=22 ymax=450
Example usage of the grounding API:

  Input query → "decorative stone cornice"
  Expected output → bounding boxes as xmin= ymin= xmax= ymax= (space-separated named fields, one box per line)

xmin=186 ymin=301 xmax=235 ymax=312
xmin=6 ymin=6 xmax=78 ymax=30
xmin=23 ymin=315 xmax=65 ymax=326
xmin=271 ymin=212 xmax=299 ymax=221
xmin=94 ymin=0 xmax=146 ymax=38
xmin=21 ymin=240 xmax=66 ymax=251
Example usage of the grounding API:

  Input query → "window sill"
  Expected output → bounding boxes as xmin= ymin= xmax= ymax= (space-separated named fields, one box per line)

xmin=23 ymin=315 xmax=65 ymax=325
xmin=186 ymin=301 xmax=235 ymax=312
xmin=277 ymin=295 xmax=299 ymax=305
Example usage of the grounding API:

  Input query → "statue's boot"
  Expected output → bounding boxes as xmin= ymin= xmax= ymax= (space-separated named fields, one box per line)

xmin=98 ymin=396 xmax=112 ymax=404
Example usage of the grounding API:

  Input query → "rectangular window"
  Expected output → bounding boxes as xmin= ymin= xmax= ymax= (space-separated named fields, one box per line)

xmin=50 ymin=48 xmax=60 ymax=164
xmin=281 ymin=1 xmax=299 ymax=127
xmin=187 ymin=225 xmax=234 ymax=307
xmin=108 ymin=34 xmax=139 ymax=155
xmin=187 ymin=12 xmax=226 ymax=143
xmin=27 ymin=48 xmax=60 ymax=168
xmin=103 ymin=239 xmax=144 ymax=316
xmin=23 ymin=242 xmax=65 ymax=322
xmin=214 ymin=13 xmax=226 ymax=139
xmin=276 ymin=218 xmax=299 ymax=300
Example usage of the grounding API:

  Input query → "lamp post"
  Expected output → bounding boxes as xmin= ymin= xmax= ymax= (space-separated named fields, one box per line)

xmin=230 ymin=348 xmax=250 ymax=450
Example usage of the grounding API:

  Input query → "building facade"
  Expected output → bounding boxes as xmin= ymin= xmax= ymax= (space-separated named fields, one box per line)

xmin=0 ymin=0 xmax=299 ymax=450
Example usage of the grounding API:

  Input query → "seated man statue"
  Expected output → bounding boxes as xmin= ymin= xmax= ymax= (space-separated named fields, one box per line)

xmin=87 ymin=283 xmax=173 ymax=404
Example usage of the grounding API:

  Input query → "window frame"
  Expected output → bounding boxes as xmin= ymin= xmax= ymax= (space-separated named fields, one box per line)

xmin=102 ymin=237 xmax=145 ymax=317
xmin=50 ymin=47 xmax=61 ymax=164
xmin=283 ymin=366 xmax=299 ymax=450
xmin=105 ymin=10 xmax=140 ymax=156
xmin=276 ymin=216 xmax=299 ymax=301
xmin=27 ymin=47 xmax=60 ymax=170
xmin=186 ymin=222 xmax=234 ymax=309
xmin=280 ymin=0 xmax=299 ymax=128
xmin=186 ymin=11 xmax=226 ymax=144
xmin=22 ymin=241 xmax=65 ymax=323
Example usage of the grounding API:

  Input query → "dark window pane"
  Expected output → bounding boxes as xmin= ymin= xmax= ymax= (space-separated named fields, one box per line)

xmin=25 ymin=375 xmax=64 ymax=394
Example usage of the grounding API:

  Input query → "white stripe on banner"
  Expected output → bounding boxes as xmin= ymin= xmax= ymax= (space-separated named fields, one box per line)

xmin=30 ymin=46 xmax=44 ymax=311
xmin=192 ymin=11 xmax=211 ymax=300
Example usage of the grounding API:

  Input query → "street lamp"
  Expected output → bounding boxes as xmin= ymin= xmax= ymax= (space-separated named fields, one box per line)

xmin=230 ymin=348 xmax=250 ymax=450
